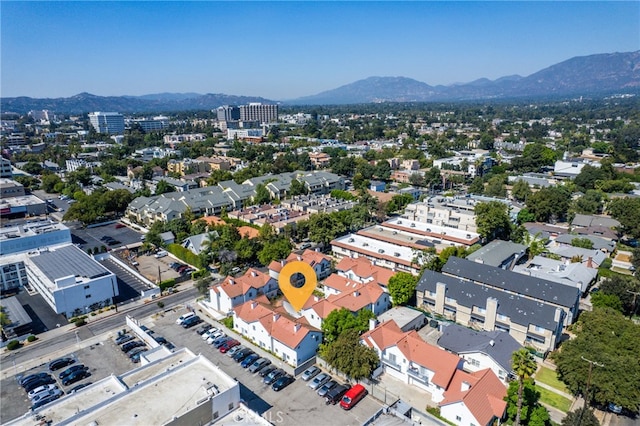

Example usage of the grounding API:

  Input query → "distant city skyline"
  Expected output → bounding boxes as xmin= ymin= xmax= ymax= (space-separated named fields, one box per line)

xmin=2 ymin=1 xmax=638 ymax=101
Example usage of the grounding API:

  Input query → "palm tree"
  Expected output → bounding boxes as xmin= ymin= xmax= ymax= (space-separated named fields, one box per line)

xmin=512 ymin=348 xmax=537 ymax=426
xmin=522 ymin=232 xmax=548 ymax=260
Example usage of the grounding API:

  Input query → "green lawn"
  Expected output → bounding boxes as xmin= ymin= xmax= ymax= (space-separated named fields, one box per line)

xmin=537 ymin=386 xmax=573 ymax=413
xmin=535 ymin=366 xmax=569 ymax=393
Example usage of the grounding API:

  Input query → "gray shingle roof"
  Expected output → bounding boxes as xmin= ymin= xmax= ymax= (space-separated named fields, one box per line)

xmin=437 ymin=323 xmax=522 ymax=372
xmin=417 ymin=269 xmax=563 ymax=330
xmin=466 ymin=240 xmax=527 ymax=268
xmin=442 ymin=257 xmax=579 ymax=309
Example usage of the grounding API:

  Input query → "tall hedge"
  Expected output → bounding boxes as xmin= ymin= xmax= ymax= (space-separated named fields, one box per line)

xmin=166 ymin=244 xmax=204 ymax=268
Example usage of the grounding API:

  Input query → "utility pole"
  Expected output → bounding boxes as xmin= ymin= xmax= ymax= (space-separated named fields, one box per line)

xmin=578 ymin=356 xmax=604 ymax=426
xmin=627 ymin=289 xmax=640 ymax=319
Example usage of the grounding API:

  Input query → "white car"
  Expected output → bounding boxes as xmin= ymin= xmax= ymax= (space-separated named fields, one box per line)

xmin=154 ymin=250 xmax=168 ymax=259
xmin=175 ymin=312 xmax=195 ymax=325
xmin=31 ymin=388 xmax=63 ymax=403
xmin=206 ymin=331 xmax=225 ymax=345
xmin=28 ymin=384 xmax=58 ymax=399
xmin=201 ymin=328 xmax=219 ymax=341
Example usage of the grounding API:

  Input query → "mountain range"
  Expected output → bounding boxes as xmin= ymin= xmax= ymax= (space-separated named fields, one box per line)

xmin=2 ymin=51 xmax=639 ymax=114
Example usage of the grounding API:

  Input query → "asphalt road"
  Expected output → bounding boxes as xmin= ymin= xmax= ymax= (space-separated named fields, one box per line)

xmin=1 ymin=287 xmax=198 ymax=368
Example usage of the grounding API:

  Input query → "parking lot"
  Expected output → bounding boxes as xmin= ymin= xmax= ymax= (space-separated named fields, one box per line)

xmin=145 ymin=308 xmax=383 ymax=426
xmin=135 ymin=253 xmax=182 ymax=284
xmin=0 ymin=333 xmax=140 ymax=423
xmin=69 ymin=222 xmax=143 ymax=253
xmin=100 ymin=257 xmax=157 ymax=301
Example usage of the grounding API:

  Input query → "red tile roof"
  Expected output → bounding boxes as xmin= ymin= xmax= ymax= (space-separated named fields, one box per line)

xmin=269 ymin=249 xmax=331 ymax=273
xmin=214 ymin=268 xmax=274 ymax=299
xmin=233 ymin=297 xmax=319 ymax=349
xmin=440 ymin=369 xmax=507 ymax=425
xmin=335 ymin=256 xmax=395 ymax=286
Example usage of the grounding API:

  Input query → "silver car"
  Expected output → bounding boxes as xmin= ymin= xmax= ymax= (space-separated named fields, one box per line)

xmin=317 ymin=380 xmax=337 ymax=397
xmin=301 ymin=366 xmax=320 ymax=381
xmin=308 ymin=373 xmax=331 ymax=390
xmin=248 ymin=358 xmax=271 ymax=373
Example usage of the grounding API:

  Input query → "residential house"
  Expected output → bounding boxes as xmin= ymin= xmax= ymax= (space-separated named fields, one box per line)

xmin=334 ymin=256 xmax=395 ymax=290
xmin=466 ymin=240 xmax=527 ymax=270
xmin=438 ymin=323 xmax=522 ymax=383
xmin=268 ymin=250 xmax=332 ymax=282
xmin=513 ymin=256 xmax=597 ymax=294
xmin=182 ymin=231 xmax=218 ymax=256
xmin=546 ymin=245 xmax=607 ymax=269
xmin=308 ymin=152 xmax=331 ymax=168
xmin=439 ymin=369 xmax=507 ymax=426
xmin=233 ymin=296 xmax=322 ymax=367
xmin=209 ymin=268 xmax=278 ymax=314
xmin=369 ymin=180 xmax=386 ymax=192
xmin=416 ymin=269 xmax=565 ymax=353
xmin=552 ymin=233 xmax=616 ymax=254
xmin=361 ymin=320 xmax=464 ymax=403
xmin=159 ymin=231 xmax=175 ymax=246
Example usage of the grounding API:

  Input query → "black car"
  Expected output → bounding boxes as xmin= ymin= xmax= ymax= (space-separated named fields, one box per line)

xmin=59 ymin=364 xmax=88 ymax=380
xmin=153 ymin=335 xmax=167 ymax=345
xmin=48 ymin=357 xmax=75 ymax=371
xmin=263 ymin=369 xmax=285 ymax=385
xmin=24 ymin=376 xmax=56 ymax=393
xmin=259 ymin=365 xmax=277 ymax=378
xmin=69 ymin=382 xmax=91 ymax=393
xmin=272 ymin=374 xmax=295 ymax=392
xmin=62 ymin=369 xmax=90 ymax=386
xmin=20 ymin=372 xmax=51 ymax=387
xmin=234 ymin=349 xmax=255 ymax=363
xmin=121 ymin=341 xmax=144 ymax=352
xmin=196 ymin=324 xmax=212 ymax=335
xmin=325 ymin=384 xmax=348 ymax=405
xmin=100 ymin=236 xmax=112 ymax=242
xmin=115 ymin=334 xmax=134 ymax=345
xmin=107 ymin=240 xmax=121 ymax=246
xmin=31 ymin=393 xmax=62 ymax=410
xmin=181 ymin=316 xmax=202 ymax=328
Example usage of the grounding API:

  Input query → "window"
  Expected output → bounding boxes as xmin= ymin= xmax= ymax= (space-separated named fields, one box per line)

xmin=85 ymin=294 xmax=91 ymax=298
xmin=213 ymin=412 xmax=219 ymax=420
xmin=228 ymin=402 xmax=234 ymax=410
xmin=456 ymin=416 xmax=462 ymax=421
xmin=84 ymin=285 xmax=90 ymax=289
xmin=469 ymin=358 xmax=480 ymax=367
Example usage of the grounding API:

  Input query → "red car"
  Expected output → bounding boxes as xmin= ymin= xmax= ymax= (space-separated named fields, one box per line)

xmin=219 ymin=339 xmax=240 ymax=353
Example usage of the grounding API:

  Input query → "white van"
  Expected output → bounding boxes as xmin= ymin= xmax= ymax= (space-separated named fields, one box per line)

xmin=176 ymin=312 xmax=195 ymax=325
xmin=154 ymin=250 xmax=168 ymax=259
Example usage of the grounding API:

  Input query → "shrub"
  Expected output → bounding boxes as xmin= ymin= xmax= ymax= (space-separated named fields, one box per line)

xmin=157 ymin=301 xmax=165 ymax=309
xmin=191 ymin=269 xmax=209 ymax=280
xmin=601 ymin=257 xmax=612 ymax=269
xmin=27 ymin=335 xmax=37 ymax=342
xmin=159 ymin=278 xmax=176 ymax=291
xmin=221 ymin=316 xmax=233 ymax=329
xmin=75 ymin=318 xmax=86 ymax=327
xmin=7 ymin=340 xmax=21 ymax=350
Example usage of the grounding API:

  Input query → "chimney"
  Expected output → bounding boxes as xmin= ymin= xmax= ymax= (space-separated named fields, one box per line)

xmin=461 ymin=381 xmax=471 ymax=392
xmin=489 ymin=340 xmax=495 ymax=347
xmin=281 ymin=260 xmax=285 ymax=267
xmin=369 ymin=318 xmax=379 ymax=331
xmin=273 ymin=313 xmax=280 ymax=322
xmin=353 ymin=291 xmax=360 ymax=297
xmin=297 ymin=255 xmax=302 ymax=261
xmin=251 ymin=270 xmax=257 ymax=277
xmin=229 ymin=279 xmax=235 ymax=285
xmin=250 ymin=301 xmax=257 ymax=309
xmin=293 ymin=323 xmax=301 ymax=333
xmin=587 ymin=256 xmax=593 ymax=268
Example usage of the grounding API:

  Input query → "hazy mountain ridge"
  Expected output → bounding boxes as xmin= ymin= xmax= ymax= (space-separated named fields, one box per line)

xmin=2 ymin=51 xmax=639 ymax=113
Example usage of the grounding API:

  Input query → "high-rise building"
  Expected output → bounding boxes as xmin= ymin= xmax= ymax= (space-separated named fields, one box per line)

xmin=89 ymin=112 xmax=125 ymax=134
xmin=216 ymin=105 xmax=240 ymax=122
xmin=0 ymin=157 xmax=12 ymax=179
xmin=239 ymin=103 xmax=278 ymax=123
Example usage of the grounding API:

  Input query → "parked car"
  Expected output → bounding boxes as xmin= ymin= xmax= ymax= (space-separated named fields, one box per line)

xmin=263 ymin=368 xmax=285 ymax=385
xmin=219 ymin=339 xmax=239 ymax=353
xmin=154 ymin=250 xmax=168 ymax=258
xmin=272 ymin=374 xmax=295 ymax=392
xmin=301 ymin=366 xmax=320 ymax=381
xmin=259 ymin=365 xmax=277 ymax=378
xmin=20 ymin=372 xmax=51 ymax=387
xmin=28 ymin=384 xmax=58 ymax=399
xmin=325 ymin=384 xmax=348 ymax=405
xmin=115 ymin=334 xmax=134 ymax=345
xmin=181 ymin=267 xmax=195 ymax=275
xmin=164 ymin=342 xmax=176 ymax=350
xmin=24 ymin=377 xmax=56 ymax=393
xmin=176 ymin=312 xmax=195 ymax=325
xmin=340 ymin=384 xmax=367 ymax=410
xmin=115 ymin=223 xmax=125 ymax=229
xmin=234 ymin=349 xmax=255 ymax=363
xmin=31 ymin=393 xmax=62 ymax=410
xmin=196 ymin=324 xmax=214 ymax=335
xmin=121 ymin=341 xmax=144 ymax=353
xmin=227 ymin=345 xmax=245 ymax=357
xmin=206 ymin=331 xmax=225 ymax=344
xmin=182 ymin=316 xmax=202 ymax=328
xmin=59 ymin=365 xmax=88 ymax=380
xmin=129 ymin=349 xmax=147 ymax=363
xmin=107 ymin=240 xmax=121 ymax=246
xmin=127 ymin=346 xmax=147 ymax=358
xmin=153 ymin=335 xmax=167 ymax=345
xmin=241 ymin=353 xmax=260 ymax=368
xmin=317 ymin=380 xmax=338 ymax=397
xmin=308 ymin=373 xmax=331 ymax=390
xmin=100 ymin=236 xmax=112 ymax=242
xmin=248 ymin=358 xmax=271 ymax=373
xmin=62 ymin=369 xmax=91 ymax=386
xmin=31 ymin=388 xmax=63 ymax=404
xmin=213 ymin=336 xmax=232 ymax=349
xmin=69 ymin=382 xmax=91 ymax=393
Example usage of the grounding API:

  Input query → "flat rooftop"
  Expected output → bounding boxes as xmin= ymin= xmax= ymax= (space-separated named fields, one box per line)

xmin=0 ymin=220 xmax=69 ymax=241
xmin=11 ymin=350 xmax=239 ymax=426
xmin=28 ymin=244 xmax=112 ymax=284
xmin=331 ymin=233 xmax=421 ymax=268
xmin=384 ymin=217 xmax=480 ymax=245
xmin=0 ymin=194 xmax=45 ymax=208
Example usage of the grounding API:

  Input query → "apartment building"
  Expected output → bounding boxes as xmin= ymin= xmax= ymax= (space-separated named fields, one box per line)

xmin=88 ymin=112 xmax=125 ymax=134
xmin=239 ymin=103 xmax=278 ymax=123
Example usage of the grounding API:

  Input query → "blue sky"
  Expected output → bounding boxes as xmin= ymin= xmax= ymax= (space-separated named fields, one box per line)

xmin=2 ymin=1 xmax=639 ymax=100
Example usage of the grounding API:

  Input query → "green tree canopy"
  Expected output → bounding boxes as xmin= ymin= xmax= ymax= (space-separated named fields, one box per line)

xmin=511 ymin=179 xmax=532 ymax=202
xmin=553 ymin=308 xmax=640 ymax=412
xmin=388 ymin=272 xmax=418 ymax=306
xmin=561 ymin=407 xmax=600 ymax=426
xmin=525 ymin=186 xmax=571 ymax=223
xmin=504 ymin=379 xmax=551 ymax=426
xmin=321 ymin=329 xmax=379 ymax=381
xmin=155 ymin=180 xmax=176 ymax=195
xmin=321 ymin=307 xmax=375 ymax=345
xmin=608 ymin=197 xmax=640 ymax=239
xmin=475 ymin=201 xmax=512 ymax=241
